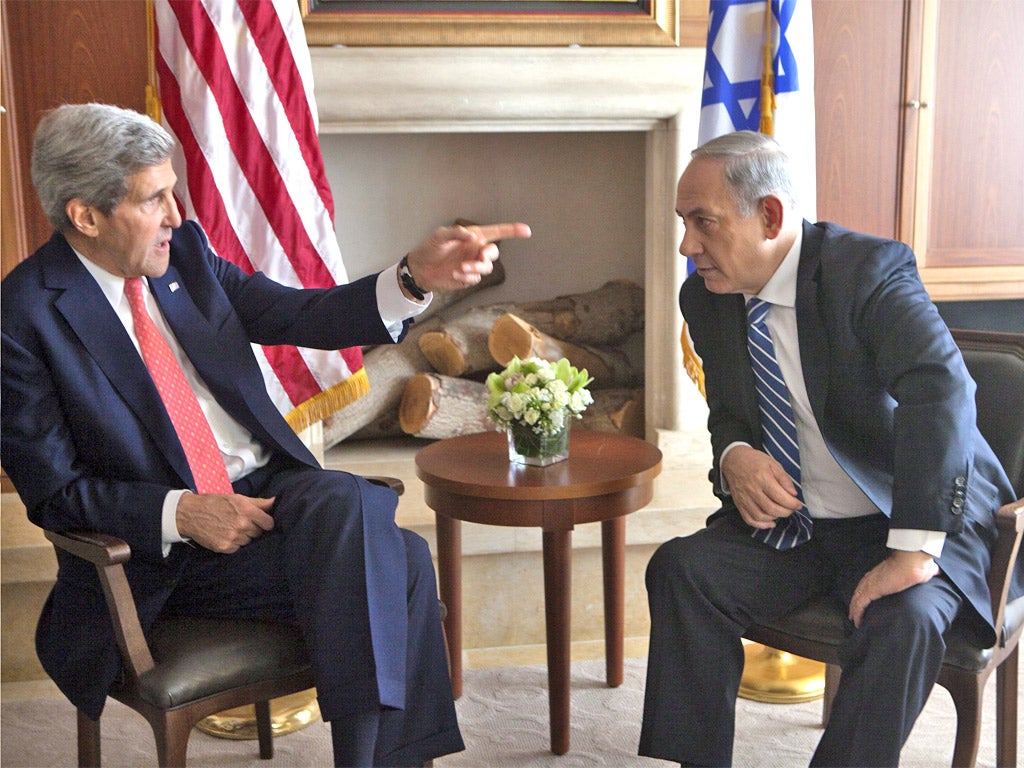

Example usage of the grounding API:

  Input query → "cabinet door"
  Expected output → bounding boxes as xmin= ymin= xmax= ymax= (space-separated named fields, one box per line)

xmin=906 ymin=0 xmax=1024 ymax=299
xmin=813 ymin=0 xmax=906 ymax=240
xmin=2 ymin=0 xmax=148 ymax=272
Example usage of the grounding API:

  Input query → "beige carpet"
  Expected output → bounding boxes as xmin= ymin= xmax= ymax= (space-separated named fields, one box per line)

xmin=1 ymin=657 xmax=1015 ymax=767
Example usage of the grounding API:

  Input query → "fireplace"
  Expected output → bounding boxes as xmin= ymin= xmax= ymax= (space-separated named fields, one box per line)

xmin=311 ymin=46 xmax=706 ymax=435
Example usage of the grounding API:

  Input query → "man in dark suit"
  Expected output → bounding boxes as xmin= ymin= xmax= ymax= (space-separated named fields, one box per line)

xmin=1 ymin=103 xmax=530 ymax=767
xmin=638 ymin=130 xmax=1020 ymax=766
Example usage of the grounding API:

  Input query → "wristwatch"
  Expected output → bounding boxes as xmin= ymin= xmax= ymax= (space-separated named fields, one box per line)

xmin=398 ymin=254 xmax=426 ymax=300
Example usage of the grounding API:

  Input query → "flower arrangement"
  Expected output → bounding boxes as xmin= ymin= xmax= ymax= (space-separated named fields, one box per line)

xmin=486 ymin=356 xmax=594 ymax=437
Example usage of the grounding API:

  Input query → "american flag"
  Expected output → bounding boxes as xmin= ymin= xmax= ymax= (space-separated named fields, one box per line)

xmin=151 ymin=0 xmax=366 ymax=434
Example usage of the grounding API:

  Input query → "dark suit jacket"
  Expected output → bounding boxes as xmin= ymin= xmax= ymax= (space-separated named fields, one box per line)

xmin=680 ymin=220 xmax=1019 ymax=645
xmin=1 ymin=221 xmax=404 ymax=717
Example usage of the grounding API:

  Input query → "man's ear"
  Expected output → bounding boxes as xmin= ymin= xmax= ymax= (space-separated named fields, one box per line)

xmin=65 ymin=199 xmax=100 ymax=238
xmin=761 ymin=195 xmax=785 ymax=239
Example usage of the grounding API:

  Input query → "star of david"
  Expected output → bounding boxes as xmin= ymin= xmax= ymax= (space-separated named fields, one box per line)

xmin=701 ymin=0 xmax=803 ymax=130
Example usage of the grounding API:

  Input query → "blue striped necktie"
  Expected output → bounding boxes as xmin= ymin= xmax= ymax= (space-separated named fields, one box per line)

xmin=746 ymin=298 xmax=813 ymax=549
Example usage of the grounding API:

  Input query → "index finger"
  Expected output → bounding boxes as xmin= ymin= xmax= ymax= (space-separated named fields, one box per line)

xmin=472 ymin=222 xmax=532 ymax=243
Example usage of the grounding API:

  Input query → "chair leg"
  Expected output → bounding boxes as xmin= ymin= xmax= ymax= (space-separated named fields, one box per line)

xmin=77 ymin=709 xmax=101 ymax=768
xmin=995 ymin=647 xmax=1018 ymax=768
xmin=152 ymin=711 xmax=195 ymax=768
xmin=255 ymin=700 xmax=275 ymax=759
xmin=947 ymin=676 xmax=984 ymax=768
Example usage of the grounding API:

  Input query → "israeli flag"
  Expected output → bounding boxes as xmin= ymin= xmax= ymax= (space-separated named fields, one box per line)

xmin=698 ymin=0 xmax=817 ymax=219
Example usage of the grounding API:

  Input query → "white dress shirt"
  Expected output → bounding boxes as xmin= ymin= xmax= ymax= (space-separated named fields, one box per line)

xmin=723 ymin=229 xmax=944 ymax=557
xmin=77 ymin=253 xmax=429 ymax=552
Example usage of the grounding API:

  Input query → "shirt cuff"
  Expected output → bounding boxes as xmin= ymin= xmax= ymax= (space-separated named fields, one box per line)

xmin=376 ymin=264 xmax=432 ymax=341
xmin=887 ymin=528 xmax=946 ymax=558
xmin=162 ymin=489 xmax=190 ymax=558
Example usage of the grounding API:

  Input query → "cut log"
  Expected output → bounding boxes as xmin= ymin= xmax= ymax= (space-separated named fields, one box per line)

xmin=506 ymin=278 xmax=644 ymax=345
xmin=578 ymin=387 xmax=645 ymax=437
xmin=417 ymin=304 xmax=513 ymax=378
xmin=321 ymin=265 xmax=505 ymax=447
xmin=398 ymin=373 xmax=644 ymax=440
xmin=488 ymin=313 xmax=639 ymax=387
xmin=417 ymin=280 xmax=643 ymax=378
xmin=348 ymin=409 xmax=406 ymax=441
xmin=399 ymin=373 xmax=494 ymax=439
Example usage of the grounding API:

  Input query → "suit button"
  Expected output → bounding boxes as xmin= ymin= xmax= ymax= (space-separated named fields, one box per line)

xmin=954 ymin=475 xmax=967 ymax=489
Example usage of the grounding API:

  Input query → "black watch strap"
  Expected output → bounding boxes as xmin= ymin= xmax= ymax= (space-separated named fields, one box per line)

xmin=398 ymin=254 xmax=426 ymax=300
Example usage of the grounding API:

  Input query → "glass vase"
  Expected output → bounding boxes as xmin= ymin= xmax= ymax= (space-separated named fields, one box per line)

xmin=507 ymin=422 xmax=570 ymax=466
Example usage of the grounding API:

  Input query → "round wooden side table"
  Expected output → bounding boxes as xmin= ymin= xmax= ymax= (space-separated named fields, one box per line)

xmin=415 ymin=429 xmax=662 ymax=755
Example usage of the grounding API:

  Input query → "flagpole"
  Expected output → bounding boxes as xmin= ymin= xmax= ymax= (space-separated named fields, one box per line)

xmin=758 ymin=0 xmax=775 ymax=135
xmin=144 ymin=0 xmax=161 ymax=124
xmin=738 ymin=0 xmax=827 ymax=708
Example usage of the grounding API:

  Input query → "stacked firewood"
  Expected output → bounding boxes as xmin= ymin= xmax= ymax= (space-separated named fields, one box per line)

xmin=322 ymin=264 xmax=645 ymax=449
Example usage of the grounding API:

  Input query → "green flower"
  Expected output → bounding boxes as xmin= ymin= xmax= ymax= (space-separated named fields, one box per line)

xmin=486 ymin=356 xmax=594 ymax=436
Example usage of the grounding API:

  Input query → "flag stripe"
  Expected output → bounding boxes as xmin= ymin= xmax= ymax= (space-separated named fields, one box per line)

xmin=154 ymin=0 xmax=365 ymax=429
xmin=166 ymin=0 xmax=334 ymax=288
xmin=156 ymin=54 xmax=255 ymax=275
xmin=238 ymin=0 xmax=335 ymax=219
xmin=215 ymin=1 xmax=347 ymax=286
xmin=156 ymin=56 xmax=327 ymax=405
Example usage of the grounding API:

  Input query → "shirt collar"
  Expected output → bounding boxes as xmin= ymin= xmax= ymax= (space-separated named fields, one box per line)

xmin=72 ymin=249 xmax=139 ymax=309
xmin=747 ymin=225 xmax=803 ymax=309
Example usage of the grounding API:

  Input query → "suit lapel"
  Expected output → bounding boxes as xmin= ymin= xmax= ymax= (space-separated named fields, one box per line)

xmin=729 ymin=294 xmax=762 ymax=434
xmin=46 ymin=247 xmax=194 ymax=484
xmin=795 ymin=221 xmax=830 ymax=425
xmin=147 ymin=266 xmax=226 ymax=377
xmin=147 ymin=264 xmax=317 ymax=467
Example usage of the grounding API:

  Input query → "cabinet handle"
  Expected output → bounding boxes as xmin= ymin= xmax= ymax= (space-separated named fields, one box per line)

xmin=907 ymin=100 xmax=930 ymax=110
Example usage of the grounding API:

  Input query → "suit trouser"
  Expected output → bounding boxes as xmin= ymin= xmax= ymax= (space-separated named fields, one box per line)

xmin=163 ymin=463 xmax=464 ymax=766
xmin=638 ymin=513 xmax=962 ymax=767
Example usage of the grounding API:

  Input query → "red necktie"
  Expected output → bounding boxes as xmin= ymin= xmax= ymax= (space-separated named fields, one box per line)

xmin=124 ymin=277 xmax=233 ymax=494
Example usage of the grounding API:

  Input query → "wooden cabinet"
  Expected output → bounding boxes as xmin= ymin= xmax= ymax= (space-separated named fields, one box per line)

xmin=813 ymin=0 xmax=1024 ymax=301
xmin=907 ymin=0 xmax=1023 ymax=299
xmin=1 ymin=0 xmax=149 ymax=275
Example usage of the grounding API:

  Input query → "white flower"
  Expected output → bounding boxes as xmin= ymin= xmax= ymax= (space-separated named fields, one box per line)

xmin=485 ymin=356 xmax=594 ymax=436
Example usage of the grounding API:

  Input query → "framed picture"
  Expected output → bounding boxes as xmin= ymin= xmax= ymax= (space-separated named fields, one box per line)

xmin=300 ymin=0 xmax=708 ymax=47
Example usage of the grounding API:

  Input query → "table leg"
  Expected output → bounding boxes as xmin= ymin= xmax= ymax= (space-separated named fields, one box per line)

xmin=435 ymin=513 xmax=462 ymax=699
xmin=542 ymin=528 xmax=573 ymax=755
xmin=601 ymin=516 xmax=626 ymax=688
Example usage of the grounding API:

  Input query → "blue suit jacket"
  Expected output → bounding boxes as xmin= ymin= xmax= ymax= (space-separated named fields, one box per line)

xmin=680 ymin=220 xmax=1020 ymax=644
xmin=1 ymin=221 xmax=403 ymax=717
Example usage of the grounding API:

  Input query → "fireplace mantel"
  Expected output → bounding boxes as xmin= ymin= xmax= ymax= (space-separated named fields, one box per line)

xmin=311 ymin=46 xmax=705 ymax=434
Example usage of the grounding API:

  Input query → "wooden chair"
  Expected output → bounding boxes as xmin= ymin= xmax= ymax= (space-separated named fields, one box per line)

xmin=45 ymin=475 xmax=404 ymax=768
xmin=743 ymin=329 xmax=1024 ymax=768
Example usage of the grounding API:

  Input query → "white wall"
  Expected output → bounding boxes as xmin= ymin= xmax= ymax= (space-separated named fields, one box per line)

xmin=321 ymin=131 xmax=647 ymax=307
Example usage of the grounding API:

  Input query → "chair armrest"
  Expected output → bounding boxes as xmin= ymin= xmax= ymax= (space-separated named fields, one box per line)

xmin=987 ymin=498 xmax=1024 ymax=646
xmin=364 ymin=475 xmax=405 ymax=496
xmin=44 ymin=529 xmax=131 ymax=566
xmin=44 ymin=529 xmax=155 ymax=678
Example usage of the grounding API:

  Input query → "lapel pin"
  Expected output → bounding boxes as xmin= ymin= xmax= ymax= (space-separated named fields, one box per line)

xmin=169 ymin=282 xmax=180 ymax=293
